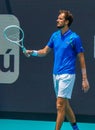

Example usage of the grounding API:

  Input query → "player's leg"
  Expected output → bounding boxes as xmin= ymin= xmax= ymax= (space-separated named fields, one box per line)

xmin=55 ymin=97 xmax=67 ymax=130
xmin=65 ymin=100 xmax=76 ymax=123
xmin=65 ymin=100 xmax=79 ymax=130
xmin=53 ymin=75 xmax=66 ymax=130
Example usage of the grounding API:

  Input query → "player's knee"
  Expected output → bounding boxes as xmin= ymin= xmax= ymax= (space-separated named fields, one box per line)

xmin=56 ymin=98 xmax=67 ymax=112
xmin=56 ymin=103 xmax=65 ymax=112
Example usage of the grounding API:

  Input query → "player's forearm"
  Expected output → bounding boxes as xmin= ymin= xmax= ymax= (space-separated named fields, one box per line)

xmin=78 ymin=53 xmax=88 ymax=80
xmin=30 ymin=49 xmax=47 ymax=57
xmin=81 ymin=68 xmax=87 ymax=80
xmin=30 ymin=46 xmax=51 ymax=57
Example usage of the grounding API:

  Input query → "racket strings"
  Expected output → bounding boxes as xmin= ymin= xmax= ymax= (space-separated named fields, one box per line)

xmin=8 ymin=33 xmax=19 ymax=41
xmin=5 ymin=27 xmax=23 ymax=43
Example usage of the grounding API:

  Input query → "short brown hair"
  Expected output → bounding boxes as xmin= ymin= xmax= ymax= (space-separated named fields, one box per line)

xmin=59 ymin=10 xmax=73 ymax=27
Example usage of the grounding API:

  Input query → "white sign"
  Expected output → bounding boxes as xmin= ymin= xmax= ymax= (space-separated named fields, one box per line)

xmin=0 ymin=15 xmax=20 ymax=84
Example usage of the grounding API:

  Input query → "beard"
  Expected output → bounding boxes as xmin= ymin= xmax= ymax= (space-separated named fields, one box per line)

xmin=57 ymin=25 xmax=65 ymax=29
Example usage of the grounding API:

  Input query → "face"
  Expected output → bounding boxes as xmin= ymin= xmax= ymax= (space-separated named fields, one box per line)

xmin=56 ymin=13 xmax=67 ymax=29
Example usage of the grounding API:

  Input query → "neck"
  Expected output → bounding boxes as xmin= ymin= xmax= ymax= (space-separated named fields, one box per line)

xmin=61 ymin=26 xmax=69 ymax=34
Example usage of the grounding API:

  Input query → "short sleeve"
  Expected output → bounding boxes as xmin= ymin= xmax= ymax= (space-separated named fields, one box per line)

xmin=47 ymin=34 xmax=54 ymax=48
xmin=73 ymin=36 xmax=84 ymax=54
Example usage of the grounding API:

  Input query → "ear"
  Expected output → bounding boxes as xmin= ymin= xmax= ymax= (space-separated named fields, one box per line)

xmin=65 ymin=20 xmax=69 ymax=26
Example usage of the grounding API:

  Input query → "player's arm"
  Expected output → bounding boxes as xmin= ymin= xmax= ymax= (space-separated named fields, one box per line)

xmin=26 ymin=45 xmax=51 ymax=57
xmin=78 ymin=52 xmax=90 ymax=92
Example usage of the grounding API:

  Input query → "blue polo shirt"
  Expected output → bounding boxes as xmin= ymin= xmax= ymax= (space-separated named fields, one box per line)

xmin=47 ymin=29 xmax=84 ymax=74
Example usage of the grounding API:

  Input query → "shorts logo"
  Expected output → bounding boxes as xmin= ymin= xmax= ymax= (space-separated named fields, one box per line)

xmin=0 ymin=15 xmax=20 ymax=84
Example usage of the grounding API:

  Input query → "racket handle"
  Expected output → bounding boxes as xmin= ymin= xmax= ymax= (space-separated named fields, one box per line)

xmin=22 ymin=47 xmax=30 ymax=57
xmin=22 ymin=47 xmax=26 ymax=53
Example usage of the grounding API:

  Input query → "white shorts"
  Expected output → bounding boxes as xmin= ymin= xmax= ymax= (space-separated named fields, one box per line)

xmin=53 ymin=74 xmax=75 ymax=99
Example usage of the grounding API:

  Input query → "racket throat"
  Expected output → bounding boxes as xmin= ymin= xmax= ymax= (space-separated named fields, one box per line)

xmin=22 ymin=47 xmax=26 ymax=52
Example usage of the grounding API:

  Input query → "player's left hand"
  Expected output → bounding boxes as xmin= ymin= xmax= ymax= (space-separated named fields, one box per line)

xmin=82 ymin=78 xmax=90 ymax=93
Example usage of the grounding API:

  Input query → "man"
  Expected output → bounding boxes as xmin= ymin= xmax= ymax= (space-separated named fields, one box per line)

xmin=25 ymin=10 xmax=90 ymax=130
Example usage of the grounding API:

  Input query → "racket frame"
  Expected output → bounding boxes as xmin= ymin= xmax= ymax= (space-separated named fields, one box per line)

xmin=3 ymin=25 xmax=25 ymax=49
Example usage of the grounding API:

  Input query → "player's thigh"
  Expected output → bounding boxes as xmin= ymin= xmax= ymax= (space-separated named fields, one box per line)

xmin=56 ymin=97 xmax=68 ymax=110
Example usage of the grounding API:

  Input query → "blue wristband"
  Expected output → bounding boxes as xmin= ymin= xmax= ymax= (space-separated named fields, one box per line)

xmin=31 ymin=50 xmax=38 ymax=56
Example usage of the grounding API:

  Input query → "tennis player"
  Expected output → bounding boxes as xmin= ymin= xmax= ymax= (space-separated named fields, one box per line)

xmin=25 ymin=10 xmax=90 ymax=130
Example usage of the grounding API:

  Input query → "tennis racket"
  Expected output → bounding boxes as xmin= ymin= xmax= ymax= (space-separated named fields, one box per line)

xmin=3 ymin=25 xmax=30 ymax=57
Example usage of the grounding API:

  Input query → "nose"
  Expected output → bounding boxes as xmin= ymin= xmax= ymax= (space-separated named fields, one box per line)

xmin=56 ymin=19 xmax=59 ymax=22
